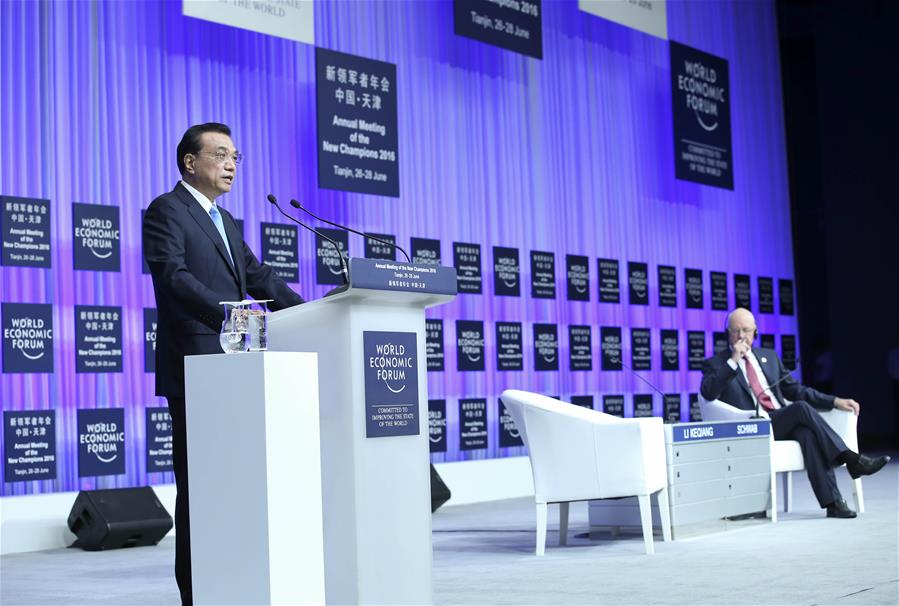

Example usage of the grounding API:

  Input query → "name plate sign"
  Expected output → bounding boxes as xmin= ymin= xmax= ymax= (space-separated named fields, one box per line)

xmin=671 ymin=420 xmax=770 ymax=443
xmin=348 ymin=257 xmax=458 ymax=295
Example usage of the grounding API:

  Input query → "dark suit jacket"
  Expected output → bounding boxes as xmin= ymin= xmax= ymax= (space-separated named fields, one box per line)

xmin=700 ymin=347 xmax=834 ymax=412
xmin=142 ymin=182 xmax=304 ymax=397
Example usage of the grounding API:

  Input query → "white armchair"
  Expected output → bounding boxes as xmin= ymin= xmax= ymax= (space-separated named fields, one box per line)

xmin=698 ymin=395 xmax=863 ymax=519
xmin=500 ymin=390 xmax=671 ymax=555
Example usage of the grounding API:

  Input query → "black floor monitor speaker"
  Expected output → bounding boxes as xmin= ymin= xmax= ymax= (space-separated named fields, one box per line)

xmin=430 ymin=464 xmax=451 ymax=512
xmin=67 ymin=487 xmax=173 ymax=551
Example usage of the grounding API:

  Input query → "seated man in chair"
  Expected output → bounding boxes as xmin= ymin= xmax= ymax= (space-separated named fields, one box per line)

xmin=701 ymin=308 xmax=889 ymax=518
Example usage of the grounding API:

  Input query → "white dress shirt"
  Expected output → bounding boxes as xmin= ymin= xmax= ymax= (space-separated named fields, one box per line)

xmin=180 ymin=179 xmax=215 ymax=213
xmin=726 ymin=349 xmax=781 ymax=413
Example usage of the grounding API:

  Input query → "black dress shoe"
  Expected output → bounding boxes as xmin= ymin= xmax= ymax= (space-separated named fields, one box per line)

xmin=826 ymin=500 xmax=857 ymax=518
xmin=847 ymin=454 xmax=891 ymax=479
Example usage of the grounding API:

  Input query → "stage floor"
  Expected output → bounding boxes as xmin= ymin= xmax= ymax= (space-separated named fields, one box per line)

xmin=2 ymin=460 xmax=897 ymax=605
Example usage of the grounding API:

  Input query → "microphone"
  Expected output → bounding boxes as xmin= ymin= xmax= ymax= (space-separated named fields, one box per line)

xmin=289 ymin=199 xmax=411 ymax=263
xmin=266 ymin=194 xmax=348 ymax=284
xmin=618 ymin=359 xmax=667 ymax=398
xmin=617 ymin=358 xmax=677 ymax=421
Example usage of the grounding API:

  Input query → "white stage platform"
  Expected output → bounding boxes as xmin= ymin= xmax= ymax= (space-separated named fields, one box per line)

xmin=1 ymin=459 xmax=896 ymax=605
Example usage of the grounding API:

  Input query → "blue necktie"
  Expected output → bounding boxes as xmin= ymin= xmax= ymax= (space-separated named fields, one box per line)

xmin=208 ymin=204 xmax=235 ymax=267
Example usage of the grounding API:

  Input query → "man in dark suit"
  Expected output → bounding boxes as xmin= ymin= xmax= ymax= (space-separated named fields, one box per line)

xmin=701 ymin=308 xmax=888 ymax=519
xmin=143 ymin=123 xmax=304 ymax=605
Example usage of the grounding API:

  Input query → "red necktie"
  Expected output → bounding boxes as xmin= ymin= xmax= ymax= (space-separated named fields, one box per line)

xmin=744 ymin=359 xmax=775 ymax=411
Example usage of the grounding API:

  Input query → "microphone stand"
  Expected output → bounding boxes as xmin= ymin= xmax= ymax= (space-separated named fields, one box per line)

xmin=266 ymin=194 xmax=348 ymax=285
xmin=290 ymin=199 xmax=412 ymax=263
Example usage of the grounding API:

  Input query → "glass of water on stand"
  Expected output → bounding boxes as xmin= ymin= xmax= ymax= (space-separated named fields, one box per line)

xmin=247 ymin=300 xmax=272 ymax=352
xmin=219 ymin=301 xmax=250 ymax=354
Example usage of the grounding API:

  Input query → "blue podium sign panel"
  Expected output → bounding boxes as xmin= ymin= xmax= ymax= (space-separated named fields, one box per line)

xmin=631 ymin=328 xmax=652 ymax=371
xmin=634 ymin=394 xmax=654 ymax=417
xmin=601 ymin=326 xmax=623 ymax=371
xmin=74 ymin=305 xmax=123 ymax=373
xmin=348 ymin=258 xmax=458 ymax=295
xmin=428 ymin=399 xmax=447 ymax=453
xmin=498 ymin=398 xmax=524 ymax=448
xmin=1 ymin=195 xmax=51 ymax=267
xmin=72 ymin=202 xmax=121 ymax=272
xmin=713 ymin=331 xmax=729 ymax=354
xmin=670 ymin=41 xmax=733 ymax=189
xmin=459 ymin=398 xmax=488 ymax=450
xmin=566 ymin=254 xmax=589 ymax=301
xmin=628 ymin=261 xmax=649 ymax=305
xmin=493 ymin=246 xmax=521 ymax=297
xmin=689 ymin=393 xmax=702 ymax=421
xmin=425 ymin=319 xmax=445 ymax=371
xmin=316 ymin=227 xmax=349 ymax=286
xmin=77 ymin=408 xmax=126 ymax=477
xmin=603 ymin=394 xmax=625 ymax=417
xmin=532 ymin=323 xmax=558 ymax=371
xmin=145 ymin=406 xmax=173 ymax=473
xmin=661 ymin=329 xmax=679 ymax=371
xmin=711 ymin=270 xmax=729 ymax=310
xmin=495 ymin=321 xmax=523 ymax=371
xmin=453 ymin=242 xmax=482 ymax=294
xmin=658 ymin=265 xmax=677 ymax=307
xmin=364 ymin=233 xmax=396 ymax=260
xmin=363 ymin=331 xmax=419 ymax=438
xmin=316 ymin=47 xmax=399 ymax=197
xmin=758 ymin=277 xmax=774 ymax=314
xmin=530 ymin=250 xmax=555 ymax=299
xmin=411 ymin=237 xmax=441 ymax=266
xmin=734 ymin=273 xmax=751 ymax=310
xmin=570 ymin=395 xmax=594 ymax=409
xmin=779 ymin=279 xmax=795 ymax=315
xmin=2 ymin=303 xmax=54 ymax=373
xmin=687 ymin=330 xmax=706 ymax=371
xmin=453 ymin=0 xmax=542 ymax=58
xmin=456 ymin=320 xmax=485 ymax=371
xmin=568 ymin=325 xmax=592 ymax=371
xmin=664 ymin=393 xmax=682 ymax=422
xmin=261 ymin=222 xmax=299 ymax=283
xmin=143 ymin=308 xmax=157 ymax=373
xmin=685 ymin=268 xmax=704 ymax=308
xmin=4 ymin=410 xmax=56 ymax=482
xmin=598 ymin=258 xmax=620 ymax=303
xmin=782 ymin=334 xmax=798 ymax=371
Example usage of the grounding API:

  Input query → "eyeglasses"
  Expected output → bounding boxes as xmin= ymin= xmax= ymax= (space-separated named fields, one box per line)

xmin=727 ymin=327 xmax=756 ymax=336
xmin=197 ymin=150 xmax=244 ymax=166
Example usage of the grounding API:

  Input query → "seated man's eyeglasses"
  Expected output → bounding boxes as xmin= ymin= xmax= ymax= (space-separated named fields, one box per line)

xmin=728 ymin=327 xmax=756 ymax=336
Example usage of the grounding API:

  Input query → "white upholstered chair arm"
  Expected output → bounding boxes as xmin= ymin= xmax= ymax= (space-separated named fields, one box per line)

xmin=698 ymin=396 xmax=758 ymax=421
xmin=520 ymin=407 xmax=602 ymax=503
xmin=818 ymin=408 xmax=858 ymax=451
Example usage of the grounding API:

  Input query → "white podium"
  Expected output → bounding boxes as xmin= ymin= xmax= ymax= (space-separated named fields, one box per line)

xmin=185 ymin=351 xmax=324 ymax=605
xmin=267 ymin=275 xmax=454 ymax=605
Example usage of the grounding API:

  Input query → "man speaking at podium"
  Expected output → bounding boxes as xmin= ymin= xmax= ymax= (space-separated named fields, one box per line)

xmin=701 ymin=308 xmax=888 ymax=519
xmin=143 ymin=123 xmax=304 ymax=605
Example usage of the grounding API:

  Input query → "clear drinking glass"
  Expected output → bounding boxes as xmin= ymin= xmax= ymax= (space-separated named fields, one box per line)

xmin=247 ymin=300 xmax=271 ymax=352
xmin=219 ymin=302 xmax=250 ymax=354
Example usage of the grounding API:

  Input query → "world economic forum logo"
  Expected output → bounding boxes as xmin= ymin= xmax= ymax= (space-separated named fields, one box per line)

xmin=363 ymin=331 xmax=420 ymax=438
xmin=2 ymin=303 xmax=54 ymax=373
xmin=368 ymin=342 xmax=412 ymax=393
xmin=77 ymin=408 xmax=126 ymax=476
